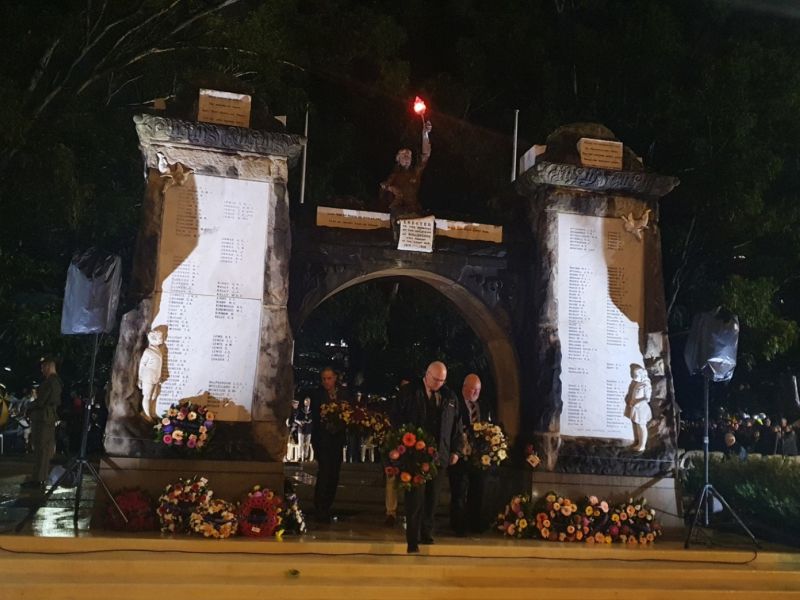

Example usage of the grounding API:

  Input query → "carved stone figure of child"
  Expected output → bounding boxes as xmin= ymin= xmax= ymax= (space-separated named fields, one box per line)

xmin=138 ymin=330 xmax=164 ymax=420
xmin=624 ymin=364 xmax=652 ymax=452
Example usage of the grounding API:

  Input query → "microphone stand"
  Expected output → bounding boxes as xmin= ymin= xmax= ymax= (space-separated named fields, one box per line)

xmin=684 ymin=374 xmax=758 ymax=548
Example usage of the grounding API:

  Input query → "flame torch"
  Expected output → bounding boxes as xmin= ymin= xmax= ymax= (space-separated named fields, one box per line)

xmin=413 ymin=96 xmax=427 ymax=122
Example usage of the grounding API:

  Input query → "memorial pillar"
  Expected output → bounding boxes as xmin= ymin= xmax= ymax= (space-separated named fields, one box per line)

xmin=105 ymin=114 xmax=304 ymax=463
xmin=517 ymin=123 xmax=680 ymax=477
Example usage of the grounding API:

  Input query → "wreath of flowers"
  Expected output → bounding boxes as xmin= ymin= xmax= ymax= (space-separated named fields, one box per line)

xmin=382 ymin=424 xmax=438 ymax=490
xmin=238 ymin=485 xmax=283 ymax=538
xmin=105 ymin=488 xmax=156 ymax=532
xmin=154 ymin=401 xmax=215 ymax=450
xmin=465 ymin=421 xmax=509 ymax=470
xmin=190 ymin=498 xmax=239 ymax=539
xmin=157 ymin=476 xmax=213 ymax=533
xmin=320 ymin=400 xmax=352 ymax=435
xmin=350 ymin=405 xmax=392 ymax=445
xmin=496 ymin=491 xmax=662 ymax=544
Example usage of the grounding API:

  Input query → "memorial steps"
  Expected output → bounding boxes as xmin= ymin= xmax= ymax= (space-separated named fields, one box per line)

xmin=2 ymin=533 xmax=799 ymax=599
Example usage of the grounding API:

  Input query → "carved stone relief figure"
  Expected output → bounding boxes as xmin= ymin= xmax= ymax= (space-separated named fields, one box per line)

xmin=138 ymin=329 xmax=164 ymax=420
xmin=624 ymin=363 xmax=652 ymax=452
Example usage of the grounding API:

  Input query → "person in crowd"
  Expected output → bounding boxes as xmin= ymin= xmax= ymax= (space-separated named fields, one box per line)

xmin=448 ymin=373 xmax=492 ymax=536
xmin=391 ymin=361 xmax=461 ymax=553
xmin=723 ymin=431 xmax=748 ymax=462
xmin=299 ymin=396 xmax=314 ymax=461
xmin=309 ymin=367 xmax=350 ymax=523
xmin=22 ymin=357 xmax=62 ymax=490
xmin=775 ymin=417 xmax=798 ymax=456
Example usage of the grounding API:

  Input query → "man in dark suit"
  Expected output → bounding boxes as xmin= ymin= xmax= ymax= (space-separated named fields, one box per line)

xmin=448 ymin=373 xmax=492 ymax=536
xmin=309 ymin=367 xmax=351 ymax=523
xmin=391 ymin=361 xmax=462 ymax=553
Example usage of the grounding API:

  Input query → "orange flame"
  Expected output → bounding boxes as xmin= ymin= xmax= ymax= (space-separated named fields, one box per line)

xmin=413 ymin=96 xmax=426 ymax=115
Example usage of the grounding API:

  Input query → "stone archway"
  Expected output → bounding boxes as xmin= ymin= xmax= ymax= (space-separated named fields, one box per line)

xmin=293 ymin=267 xmax=521 ymax=441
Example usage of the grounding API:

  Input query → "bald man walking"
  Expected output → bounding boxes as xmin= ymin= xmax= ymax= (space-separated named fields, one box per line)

xmin=391 ymin=361 xmax=462 ymax=553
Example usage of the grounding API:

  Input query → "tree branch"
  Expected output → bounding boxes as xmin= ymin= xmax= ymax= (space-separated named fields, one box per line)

xmin=666 ymin=213 xmax=697 ymax=320
xmin=170 ymin=0 xmax=245 ymax=36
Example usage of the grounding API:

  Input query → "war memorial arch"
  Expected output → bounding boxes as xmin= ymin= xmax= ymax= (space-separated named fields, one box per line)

xmin=102 ymin=110 xmax=681 ymax=515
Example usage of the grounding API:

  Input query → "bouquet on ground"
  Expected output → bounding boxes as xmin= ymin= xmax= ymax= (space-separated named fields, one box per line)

xmin=382 ymin=425 xmax=438 ymax=490
xmin=350 ymin=405 xmax=392 ymax=445
xmin=238 ymin=485 xmax=283 ymax=538
xmin=282 ymin=480 xmax=308 ymax=535
xmin=320 ymin=400 xmax=353 ymax=435
xmin=157 ymin=476 xmax=213 ymax=533
xmin=496 ymin=490 xmax=663 ymax=544
xmin=495 ymin=493 xmax=536 ymax=538
xmin=105 ymin=488 xmax=156 ymax=532
xmin=154 ymin=400 xmax=215 ymax=450
xmin=190 ymin=498 xmax=239 ymax=539
xmin=465 ymin=421 xmax=509 ymax=469
xmin=606 ymin=497 xmax=663 ymax=545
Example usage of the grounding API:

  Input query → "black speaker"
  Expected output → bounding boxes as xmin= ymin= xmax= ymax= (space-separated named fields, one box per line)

xmin=60 ymin=248 xmax=122 ymax=335
xmin=684 ymin=308 xmax=739 ymax=382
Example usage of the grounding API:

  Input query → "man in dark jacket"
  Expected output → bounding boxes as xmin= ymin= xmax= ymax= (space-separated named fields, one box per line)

xmin=309 ymin=367 xmax=351 ymax=523
xmin=391 ymin=361 xmax=461 ymax=553
xmin=448 ymin=373 xmax=493 ymax=536
xmin=23 ymin=357 xmax=62 ymax=490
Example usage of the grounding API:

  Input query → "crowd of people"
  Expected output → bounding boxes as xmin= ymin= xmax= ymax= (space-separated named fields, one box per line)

xmin=679 ymin=412 xmax=799 ymax=459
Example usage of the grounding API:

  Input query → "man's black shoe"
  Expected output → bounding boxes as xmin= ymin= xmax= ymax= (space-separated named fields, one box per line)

xmin=407 ymin=544 xmax=420 ymax=554
xmin=420 ymin=537 xmax=434 ymax=545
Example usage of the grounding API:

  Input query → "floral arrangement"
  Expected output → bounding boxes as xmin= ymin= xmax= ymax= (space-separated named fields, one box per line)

xmin=238 ymin=485 xmax=283 ymax=538
xmin=350 ymin=405 xmax=392 ymax=445
xmin=465 ymin=421 xmax=509 ymax=469
xmin=320 ymin=400 xmax=353 ymax=435
xmin=282 ymin=480 xmax=308 ymax=535
xmin=154 ymin=401 xmax=215 ymax=450
xmin=190 ymin=498 xmax=239 ymax=539
xmin=382 ymin=425 xmax=438 ymax=490
xmin=157 ymin=476 xmax=213 ymax=533
xmin=105 ymin=488 xmax=156 ymax=532
xmin=496 ymin=491 xmax=662 ymax=544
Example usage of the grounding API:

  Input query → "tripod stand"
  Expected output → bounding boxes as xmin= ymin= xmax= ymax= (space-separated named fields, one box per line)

xmin=16 ymin=334 xmax=126 ymax=531
xmin=684 ymin=375 xmax=758 ymax=548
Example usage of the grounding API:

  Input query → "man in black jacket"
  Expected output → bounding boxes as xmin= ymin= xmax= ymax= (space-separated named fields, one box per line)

xmin=448 ymin=373 xmax=493 ymax=536
xmin=391 ymin=361 xmax=461 ymax=553
xmin=309 ymin=367 xmax=351 ymax=523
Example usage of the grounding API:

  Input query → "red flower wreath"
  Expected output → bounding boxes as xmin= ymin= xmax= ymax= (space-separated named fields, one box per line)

xmin=105 ymin=488 xmax=156 ymax=532
xmin=238 ymin=485 xmax=283 ymax=537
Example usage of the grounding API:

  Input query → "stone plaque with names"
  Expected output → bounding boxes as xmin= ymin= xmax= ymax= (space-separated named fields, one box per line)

xmin=577 ymin=138 xmax=623 ymax=170
xmin=557 ymin=212 xmax=645 ymax=439
xmin=397 ymin=215 xmax=435 ymax=252
xmin=316 ymin=206 xmax=390 ymax=230
xmin=150 ymin=173 xmax=270 ymax=421
xmin=197 ymin=89 xmax=252 ymax=128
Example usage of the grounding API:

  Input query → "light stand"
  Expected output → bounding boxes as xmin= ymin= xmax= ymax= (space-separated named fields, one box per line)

xmin=684 ymin=374 xmax=758 ymax=548
xmin=16 ymin=334 xmax=126 ymax=532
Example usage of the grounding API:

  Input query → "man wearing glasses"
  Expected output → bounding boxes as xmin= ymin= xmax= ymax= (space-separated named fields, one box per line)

xmin=391 ymin=361 xmax=462 ymax=553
